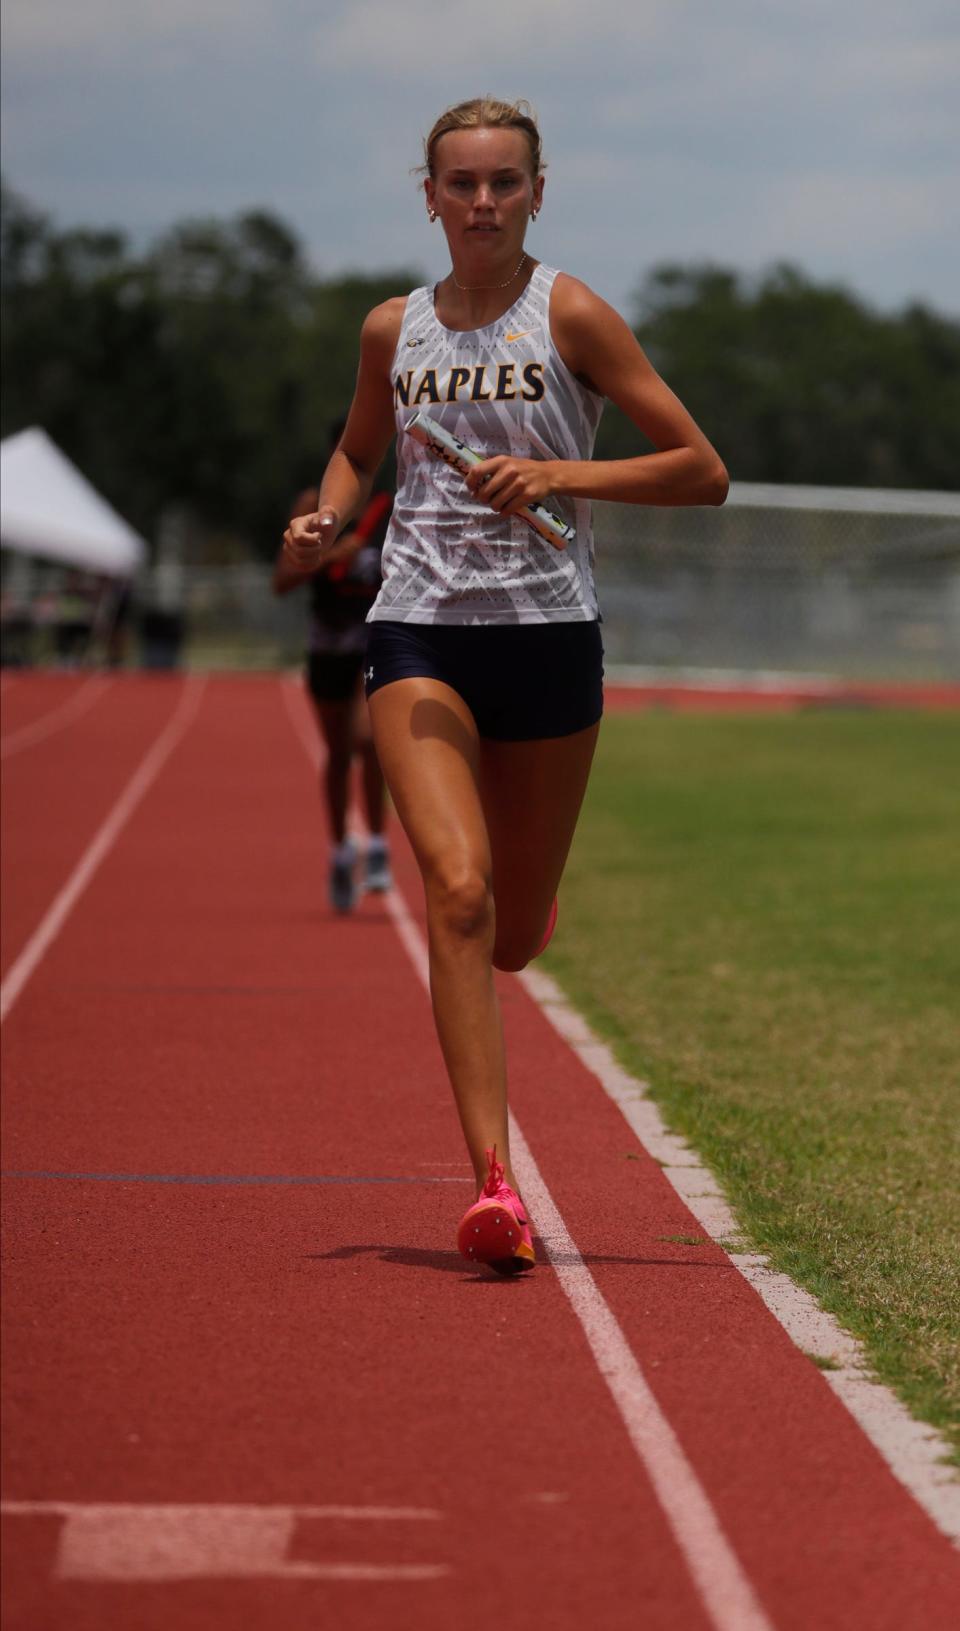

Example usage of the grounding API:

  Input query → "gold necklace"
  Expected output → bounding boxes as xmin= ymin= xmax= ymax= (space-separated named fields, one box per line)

xmin=451 ymin=253 xmax=528 ymax=292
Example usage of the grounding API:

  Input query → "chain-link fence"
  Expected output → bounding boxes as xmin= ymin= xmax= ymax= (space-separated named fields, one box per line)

xmin=595 ymin=484 xmax=960 ymax=679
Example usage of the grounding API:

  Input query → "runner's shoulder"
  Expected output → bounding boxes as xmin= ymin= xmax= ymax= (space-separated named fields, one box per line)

xmin=552 ymin=272 xmax=630 ymax=340
xmin=360 ymin=297 xmax=408 ymax=364
xmin=551 ymin=271 xmax=638 ymax=383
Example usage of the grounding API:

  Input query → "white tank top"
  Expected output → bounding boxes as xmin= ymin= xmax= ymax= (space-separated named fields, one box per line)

xmin=368 ymin=263 xmax=604 ymax=625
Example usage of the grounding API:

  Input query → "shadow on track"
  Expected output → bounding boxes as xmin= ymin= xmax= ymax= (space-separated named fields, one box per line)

xmin=307 ymin=1244 xmax=735 ymax=1276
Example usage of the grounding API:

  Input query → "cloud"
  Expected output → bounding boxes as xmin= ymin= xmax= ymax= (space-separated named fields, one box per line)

xmin=2 ymin=0 xmax=957 ymax=317
xmin=317 ymin=0 xmax=671 ymax=75
xmin=755 ymin=172 xmax=951 ymax=259
xmin=2 ymin=0 xmax=270 ymax=54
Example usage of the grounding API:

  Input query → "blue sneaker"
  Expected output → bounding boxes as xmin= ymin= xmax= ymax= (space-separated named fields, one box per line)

xmin=364 ymin=838 xmax=392 ymax=894
xmin=329 ymin=840 xmax=357 ymax=914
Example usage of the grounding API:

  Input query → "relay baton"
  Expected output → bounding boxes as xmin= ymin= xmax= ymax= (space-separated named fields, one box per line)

xmin=405 ymin=411 xmax=575 ymax=550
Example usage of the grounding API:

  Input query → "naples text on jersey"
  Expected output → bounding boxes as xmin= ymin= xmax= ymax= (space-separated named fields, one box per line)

xmin=395 ymin=362 xmax=546 ymax=406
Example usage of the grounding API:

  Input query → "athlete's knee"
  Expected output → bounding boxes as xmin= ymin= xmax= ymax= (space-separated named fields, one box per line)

xmin=426 ymin=862 xmax=493 ymax=944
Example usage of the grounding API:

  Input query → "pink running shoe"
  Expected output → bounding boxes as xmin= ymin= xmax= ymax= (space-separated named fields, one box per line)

xmin=534 ymin=896 xmax=558 ymax=958
xmin=457 ymin=1147 xmax=536 ymax=1276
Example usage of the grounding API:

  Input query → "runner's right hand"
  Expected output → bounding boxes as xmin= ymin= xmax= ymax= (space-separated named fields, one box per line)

xmin=283 ymin=508 xmax=339 ymax=571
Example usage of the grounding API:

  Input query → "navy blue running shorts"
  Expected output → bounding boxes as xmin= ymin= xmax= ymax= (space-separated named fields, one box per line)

xmin=306 ymin=650 xmax=364 ymax=704
xmin=363 ymin=620 xmax=604 ymax=741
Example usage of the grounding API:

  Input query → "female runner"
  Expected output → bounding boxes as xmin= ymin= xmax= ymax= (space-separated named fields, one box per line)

xmin=284 ymin=96 xmax=727 ymax=1274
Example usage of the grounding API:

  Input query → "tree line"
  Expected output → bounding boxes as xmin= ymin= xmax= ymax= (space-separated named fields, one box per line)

xmin=2 ymin=180 xmax=957 ymax=561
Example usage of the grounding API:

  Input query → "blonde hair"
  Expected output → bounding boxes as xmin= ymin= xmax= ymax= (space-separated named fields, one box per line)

xmin=420 ymin=97 xmax=545 ymax=182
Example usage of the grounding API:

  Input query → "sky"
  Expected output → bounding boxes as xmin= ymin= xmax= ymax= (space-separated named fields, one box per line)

xmin=3 ymin=0 xmax=959 ymax=321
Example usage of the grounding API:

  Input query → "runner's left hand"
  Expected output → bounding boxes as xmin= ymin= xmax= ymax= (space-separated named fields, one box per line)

xmin=466 ymin=456 xmax=555 ymax=515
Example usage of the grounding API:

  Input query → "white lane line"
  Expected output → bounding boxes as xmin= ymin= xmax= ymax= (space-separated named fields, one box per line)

xmin=1 ymin=1503 xmax=447 ymax=1583
xmin=518 ymin=965 xmax=960 ymax=1547
xmin=0 ymin=674 xmax=113 ymax=760
xmin=375 ymin=882 xmax=774 ymax=1631
xmin=0 ymin=677 xmax=206 ymax=1026
xmin=281 ymin=672 xmax=776 ymax=1628
xmin=512 ymin=1120 xmax=780 ymax=1630
xmin=280 ymin=671 xmax=320 ymax=764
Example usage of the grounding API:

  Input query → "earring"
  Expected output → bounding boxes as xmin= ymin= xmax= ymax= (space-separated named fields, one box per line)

xmin=531 ymin=209 xmax=539 ymax=220
xmin=428 ymin=209 xmax=437 ymax=222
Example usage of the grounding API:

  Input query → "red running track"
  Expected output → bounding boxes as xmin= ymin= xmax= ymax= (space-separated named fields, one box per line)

xmin=2 ymin=673 xmax=958 ymax=1630
xmin=604 ymin=680 xmax=960 ymax=714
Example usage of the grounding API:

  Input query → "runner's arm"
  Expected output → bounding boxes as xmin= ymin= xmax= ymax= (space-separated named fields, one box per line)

xmin=283 ymin=301 xmax=401 ymax=571
xmin=467 ymin=275 xmax=728 ymax=515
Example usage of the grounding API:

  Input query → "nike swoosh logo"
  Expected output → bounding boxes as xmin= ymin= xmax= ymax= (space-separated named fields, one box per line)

xmin=504 ymin=330 xmax=532 ymax=343
xmin=406 ymin=337 xmax=426 ymax=348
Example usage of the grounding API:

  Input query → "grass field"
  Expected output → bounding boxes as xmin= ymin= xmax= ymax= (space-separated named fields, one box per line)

xmin=544 ymin=708 xmax=960 ymax=1460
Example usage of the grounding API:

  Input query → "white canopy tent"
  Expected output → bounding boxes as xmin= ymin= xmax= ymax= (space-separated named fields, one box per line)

xmin=0 ymin=427 xmax=147 ymax=577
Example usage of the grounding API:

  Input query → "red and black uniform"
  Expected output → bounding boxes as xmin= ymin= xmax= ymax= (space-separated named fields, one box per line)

xmin=306 ymin=489 xmax=391 ymax=703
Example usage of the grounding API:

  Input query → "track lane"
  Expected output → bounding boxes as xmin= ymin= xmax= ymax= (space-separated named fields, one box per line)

xmin=1 ymin=675 xmax=114 ymax=761
xmin=1 ymin=673 xmax=97 ymax=737
xmin=2 ymin=675 xmax=718 ymax=1631
xmin=604 ymin=681 xmax=960 ymax=713
xmin=1 ymin=677 xmax=190 ymax=978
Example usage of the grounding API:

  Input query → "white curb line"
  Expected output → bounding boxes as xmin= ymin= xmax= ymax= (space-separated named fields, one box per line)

xmin=518 ymin=965 xmax=960 ymax=1547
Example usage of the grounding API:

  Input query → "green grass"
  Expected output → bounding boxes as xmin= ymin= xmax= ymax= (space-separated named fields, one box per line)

xmin=544 ymin=710 xmax=960 ymax=1460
